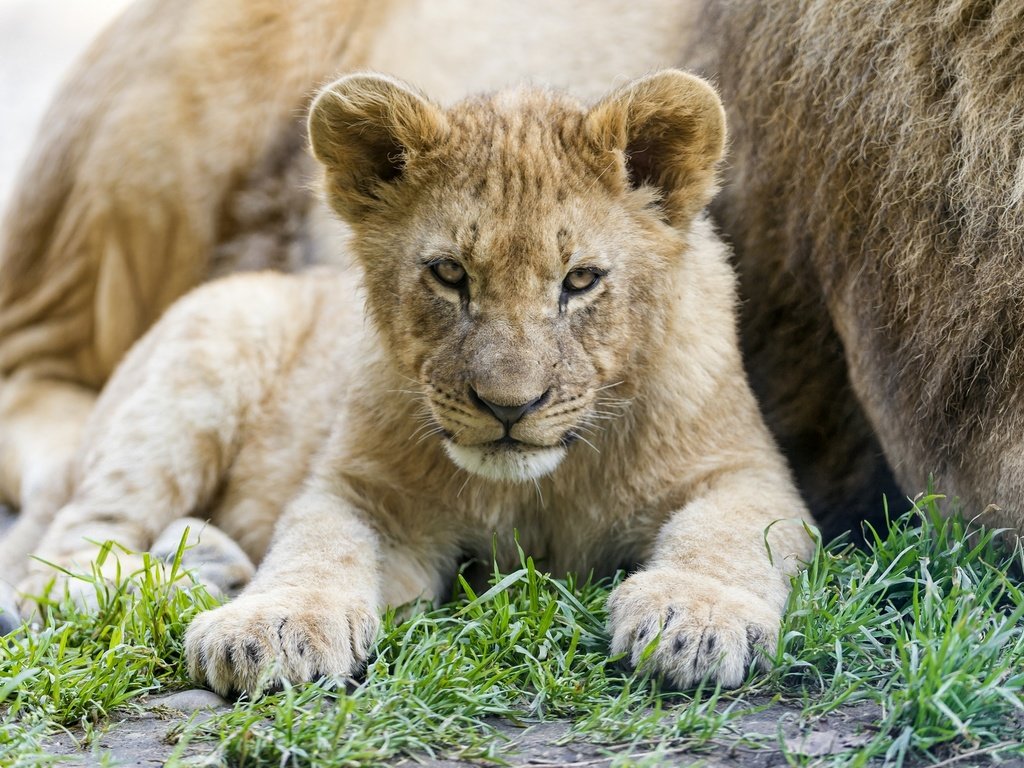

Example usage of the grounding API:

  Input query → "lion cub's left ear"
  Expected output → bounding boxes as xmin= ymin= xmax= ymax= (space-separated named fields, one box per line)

xmin=308 ymin=73 xmax=448 ymax=220
xmin=586 ymin=70 xmax=726 ymax=225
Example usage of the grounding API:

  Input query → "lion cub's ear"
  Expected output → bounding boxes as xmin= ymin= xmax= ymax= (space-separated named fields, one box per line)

xmin=308 ymin=73 xmax=448 ymax=220
xmin=586 ymin=70 xmax=726 ymax=225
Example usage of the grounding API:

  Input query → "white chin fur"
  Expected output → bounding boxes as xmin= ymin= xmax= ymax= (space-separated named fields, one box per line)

xmin=444 ymin=442 xmax=566 ymax=482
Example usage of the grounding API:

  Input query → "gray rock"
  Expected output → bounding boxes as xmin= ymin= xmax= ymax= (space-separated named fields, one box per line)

xmin=145 ymin=689 xmax=230 ymax=713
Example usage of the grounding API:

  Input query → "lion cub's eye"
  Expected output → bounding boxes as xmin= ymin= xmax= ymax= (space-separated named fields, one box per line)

xmin=562 ymin=268 xmax=603 ymax=294
xmin=430 ymin=259 xmax=467 ymax=288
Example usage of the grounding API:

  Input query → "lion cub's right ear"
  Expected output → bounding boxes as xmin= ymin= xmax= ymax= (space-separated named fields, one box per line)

xmin=308 ymin=73 xmax=448 ymax=220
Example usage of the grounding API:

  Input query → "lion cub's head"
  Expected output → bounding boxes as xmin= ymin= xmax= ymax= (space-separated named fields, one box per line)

xmin=308 ymin=70 xmax=725 ymax=483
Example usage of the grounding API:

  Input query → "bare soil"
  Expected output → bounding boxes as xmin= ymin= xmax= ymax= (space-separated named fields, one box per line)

xmin=33 ymin=693 xmax=951 ymax=767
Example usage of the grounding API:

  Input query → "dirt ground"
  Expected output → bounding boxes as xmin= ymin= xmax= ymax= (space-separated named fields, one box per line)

xmin=41 ymin=692 xmax=890 ymax=767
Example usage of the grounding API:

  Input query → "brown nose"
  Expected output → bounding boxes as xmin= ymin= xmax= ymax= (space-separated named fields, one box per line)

xmin=469 ymin=388 xmax=550 ymax=431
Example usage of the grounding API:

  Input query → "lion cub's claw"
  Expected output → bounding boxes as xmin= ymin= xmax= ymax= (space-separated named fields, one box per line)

xmin=185 ymin=591 xmax=379 ymax=697
xmin=607 ymin=569 xmax=781 ymax=689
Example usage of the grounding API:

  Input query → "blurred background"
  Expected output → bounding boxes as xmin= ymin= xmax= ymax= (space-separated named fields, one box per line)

xmin=0 ymin=0 xmax=130 ymax=208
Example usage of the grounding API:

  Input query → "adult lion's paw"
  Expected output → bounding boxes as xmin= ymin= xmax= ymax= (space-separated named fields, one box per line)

xmin=607 ymin=568 xmax=784 ymax=689
xmin=185 ymin=590 xmax=379 ymax=697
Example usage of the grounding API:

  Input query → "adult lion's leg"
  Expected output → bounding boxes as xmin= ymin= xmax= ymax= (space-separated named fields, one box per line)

xmin=686 ymin=0 xmax=905 ymax=536
xmin=0 ymin=0 xmax=387 ymax=578
xmin=715 ymin=192 xmax=904 ymax=541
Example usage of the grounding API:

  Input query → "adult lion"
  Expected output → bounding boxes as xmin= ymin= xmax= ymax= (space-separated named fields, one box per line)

xmin=682 ymin=0 xmax=1024 ymax=535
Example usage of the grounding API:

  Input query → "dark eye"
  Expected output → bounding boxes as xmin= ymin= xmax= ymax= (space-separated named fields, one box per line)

xmin=562 ymin=268 xmax=603 ymax=294
xmin=430 ymin=259 xmax=467 ymax=288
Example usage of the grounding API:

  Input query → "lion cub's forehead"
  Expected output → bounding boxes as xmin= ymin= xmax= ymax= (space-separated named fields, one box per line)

xmin=410 ymin=88 xmax=619 ymax=281
xmin=436 ymin=88 xmax=607 ymax=207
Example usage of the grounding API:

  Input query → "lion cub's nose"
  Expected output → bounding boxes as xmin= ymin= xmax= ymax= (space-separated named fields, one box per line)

xmin=469 ymin=388 xmax=550 ymax=431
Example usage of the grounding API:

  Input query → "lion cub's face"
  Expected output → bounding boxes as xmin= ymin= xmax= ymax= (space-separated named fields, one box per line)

xmin=381 ymin=109 xmax=638 ymax=482
xmin=309 ymin=72 xmax=725 ymax=482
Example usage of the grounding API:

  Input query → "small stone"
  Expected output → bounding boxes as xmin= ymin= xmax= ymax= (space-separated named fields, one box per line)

xmin=146 ymin=689 xmax=229 ymax=713
xmin=0 ymin=602 xmax=22 ymax=636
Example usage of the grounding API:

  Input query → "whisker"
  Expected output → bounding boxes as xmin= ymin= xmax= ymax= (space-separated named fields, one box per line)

xmin=415 ymin=427 xmax=448 ymax=445
xmin=531 ymin=476 xmax=546 ymax=508
xmin=592 ymin=402 xmax=630 ymax=413
xmin=410 ymin=424 xmax=444 ymax=442
xmin=599 ymin=399 xmax=635 ymax=411
xmin=386 ymin=388 xmax=426 ymax=397
xmin=573 ymin=432 xmax=601 ymax=455
xmin=594 ymin=402 xmax=632 ymax=414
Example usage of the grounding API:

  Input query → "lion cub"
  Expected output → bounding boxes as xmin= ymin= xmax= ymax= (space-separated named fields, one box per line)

xmin=18 ymin=71 xmax=815 ymax=695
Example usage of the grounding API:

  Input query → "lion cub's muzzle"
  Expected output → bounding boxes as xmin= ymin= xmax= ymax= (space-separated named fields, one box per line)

xmin=428 ymin=384 xmax=587 ymax=483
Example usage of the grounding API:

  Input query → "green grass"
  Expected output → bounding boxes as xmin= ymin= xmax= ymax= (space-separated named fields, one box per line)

xmin=3 ymin=494 xmax=1024 ymax=766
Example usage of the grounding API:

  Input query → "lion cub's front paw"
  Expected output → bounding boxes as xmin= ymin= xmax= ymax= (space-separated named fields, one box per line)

xmin=185 ymin=590 xmax=379 ymax=697
xmin=607 ymin=568 xmax=784 ymax=689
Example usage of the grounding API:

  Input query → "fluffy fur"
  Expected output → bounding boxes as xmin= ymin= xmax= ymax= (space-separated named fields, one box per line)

xmin=683 ymin=0 xmax=1024 ymax=533
xmin=18 ymin=72 xmax=813 ymax=695
xmin=0 ymin=0 xmax=701 ymax=606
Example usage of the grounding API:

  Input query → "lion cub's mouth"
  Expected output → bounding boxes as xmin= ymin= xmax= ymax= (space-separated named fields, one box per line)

xmin=443 ymin=438 xmax=567 ymax=483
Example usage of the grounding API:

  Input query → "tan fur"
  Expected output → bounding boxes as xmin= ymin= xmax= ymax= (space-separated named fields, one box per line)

xmin=683 ymin=0 xmax=1024 ymax=533
xmin=18 ymin=73 xmax=813 ymax=695
xmin=0 ymin=0 xmax=703 ymax=595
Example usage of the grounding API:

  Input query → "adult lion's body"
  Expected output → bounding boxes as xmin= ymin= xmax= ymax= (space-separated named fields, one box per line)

xmin=683 ymin=0 xmax=1024 ymax=531
xmin=0 ymin=0 xmax=699 ymax=590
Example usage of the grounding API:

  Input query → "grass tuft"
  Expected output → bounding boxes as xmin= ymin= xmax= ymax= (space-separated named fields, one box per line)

xmin=777 ymin=494 xmax=1024 ymax=763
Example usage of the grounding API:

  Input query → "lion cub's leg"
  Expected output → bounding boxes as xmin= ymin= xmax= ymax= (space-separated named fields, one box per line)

xmin=608 ymin=465 xmax=815 ymax=689
xmin=16 ymin=332 xmax=251 ymax=611
xmin=185 ymin=483 xmax=448 ymax=697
